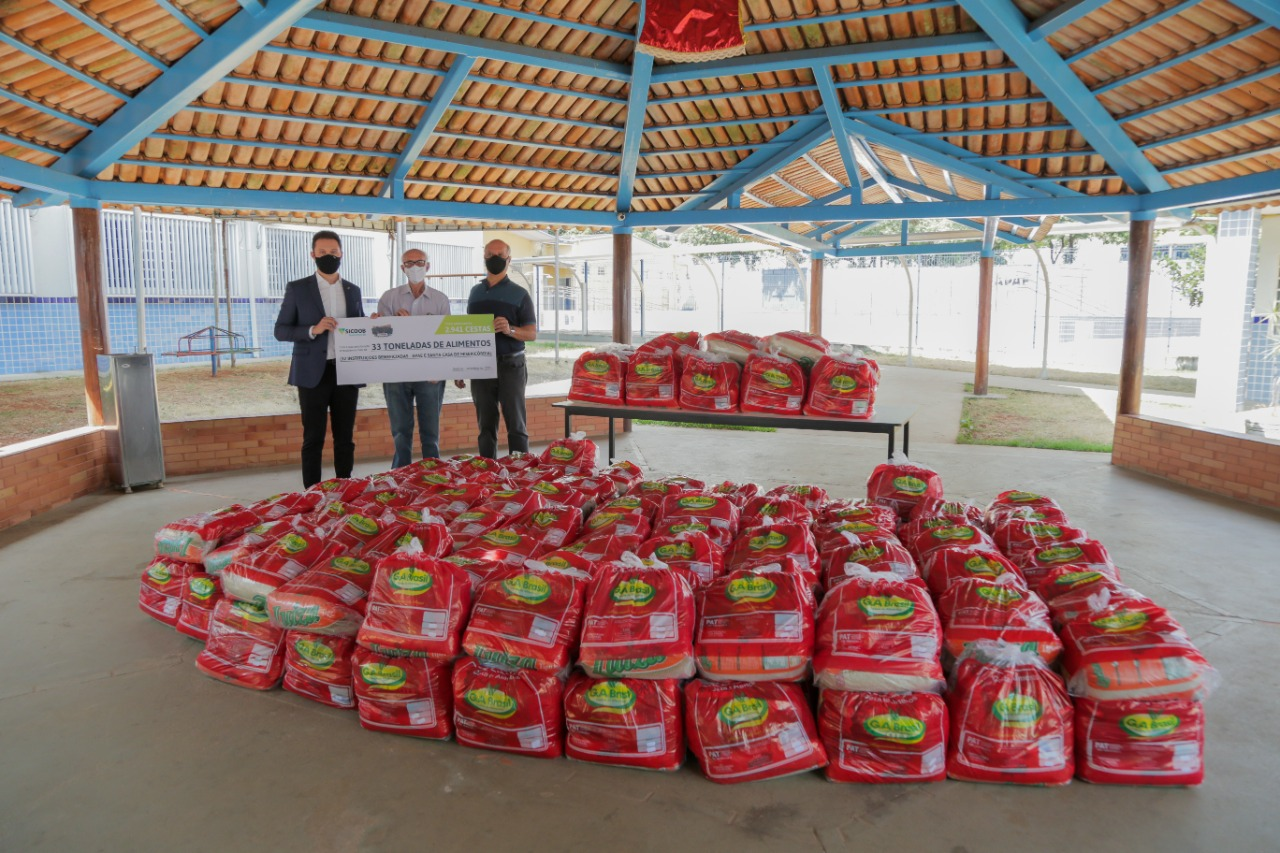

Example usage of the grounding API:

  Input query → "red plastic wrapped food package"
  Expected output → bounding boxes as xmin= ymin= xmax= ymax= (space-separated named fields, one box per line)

xmin=480 ymin=488 xmax=547 ymax=522
xmin=564 ymin=674 xmax=685 ymax=771
xmin=1074 ymin=697 xmax=1205 ymax=786
xmin=357 ymin=550 xmax=472 ymax=660
xmin=176 ymin=572 xmax=223 ymax=641
xmin=554 ymin=472 xmax=617 ymax=505
xmin=202 ymin=518 xmax=298 ymax=575
xmin=635 ymin=531 xmax=725 ymax=589
xmin=684 ymin=680 xmax=827 ymax=783
xmin=679 ymin=352 xmax=740 ymax=412
xmin=221 ymin=522 xmax=338 ymax=605
xmin=374 ymin=509 xmax=453 ymax=558
xmin=867 ymin=458 xmax=944 ymax=521
xmin=762 ymin=330 xmax=829 ymax=371
xmin=266 ymin=563 xmax=368 ymax=637
xmin=452 ymin=657 xmax=564 ymax=758
xmin=195 ymin=599 xmax=286 ymax=690
xmin=246 ymin=490 xmax=323 ymax=523
xmin=818 ymin=499 xmax=899 ymax=531
xmin=764 ymin=483 xmax=829 ymax=513
xmin=511 ymin=505 xmax=583 ymax=552
xmin=819 ymin=691 xmax=948 ymax=784
xmin=813 ymin=569 xmax=944 ymax=693
xmin=1015 ymin=539 xmax=1116 ymax=587
xmin=985 ymin=490 xmax=1066 ymax=528
xmin=625 ymin=347 xmax=679 ymax=408
xmin=814 ymin=518 xmax=899 ymax=556
xmin=907 ymin=523 xmax=996 ymax=564
xmin=452 ymin=527 xmax=546 ymax=568
xmin=601 ymin=460 xmax=644 ymax=494
xmin=463 ymin=566 xmax=587 ymax=671
xmin=703 ymin=330 xmax=761 ymax=364
xmin=709 ymin=480 xmax=761 ymax=508
xmin=922 ymin=546 xmax=1025 ymax=599
xmin=994 ymin=519 xmax=1090 ymax=564
xmin=139 ymin=558 xmax=190 ymax=627
xmin=804 ymin=354 xmax=878 ymax=418
xmin=540 ymin=432 xmax=599 ymax=476
xmin=525 ymin=479 xmax=593 ymax=514
xmin=739 ymin=352 xmax=806 ymax=415
xmin=725 ymin=522 xmax=820 ymax=585
xmin=821 ymin=536 xmax=918 ymax=589
xmin=937 ymin=578 xmax=1062 ymax=666
xmin=637 ymin=331 xmax=701 ymax=356
xmin=546 ymin=533 xmax=644 ymax=568
xmin=452 ymin=456 xmax=508 ymax=485
xmin=322 ymin=509 xmax=406 ymax=556
xmin=694 ymin=568 xmax=815 ymax=682
xmin=353 ymin=647 xmax=454 ymax=739
xmin=910 ymin=497 xmax=985 ymax=526
xmin=155 ymin=504 xmax=260 ymax=564
xmin=739 ymin=496 xmax=813 ymax=529
xmin=1058 ymin=600 xmax=1215 ymax=701
xmin=448 ymin=507 xmax=509 ymax=549
xmin=283 ymin=632 xmax=357 ymax=709
xmin=947 ymin=641 xmax=1074 ymax=785
xmin=579 ymin=559 xmax=696 ymax=679
xmin=308 ymin=476 xmax=370 ymax=504
xmin=570 ymin=349 xmax=627 ymax=405
xmin=656 ymin=492 xmax=740 ymax=548
xmin=576 ymin=508 xmax=651 ymax=544
xmin=1037 ymin=566 xmax=1131 ymax=625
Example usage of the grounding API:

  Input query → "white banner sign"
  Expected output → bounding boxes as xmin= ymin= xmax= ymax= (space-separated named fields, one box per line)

xmin=334 ymin=314 xmax=497 ymax=384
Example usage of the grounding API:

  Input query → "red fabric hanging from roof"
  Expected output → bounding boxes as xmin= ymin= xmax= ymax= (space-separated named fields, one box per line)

xmin=637 ymin=0 xmax=747 ymax=63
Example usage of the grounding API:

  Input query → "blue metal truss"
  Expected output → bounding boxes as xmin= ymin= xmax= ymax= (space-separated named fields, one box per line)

xmin=956 ymin=0 xmax=1169 ymax=194
xmin=386 ymin=57 xmax=476 ymax=199
xmin=151 ymin=0 xmax=209 ymax=39
xmin=0 ymin=155 xmax=93 ymax=196
xmin=833 ymin=241 xmax=983 ymax=258
xmin=1230 ymin=0 xmax=1280 ymax=30
xmin=615 ymin=53 xmax=655 ymax=214
xmin=15 ymin=0 xmax=322 ymax=209
xmin=814 ymin=72 xmax=864 ymax=203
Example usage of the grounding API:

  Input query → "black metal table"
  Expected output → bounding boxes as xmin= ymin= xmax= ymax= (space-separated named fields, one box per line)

xmin=553 ymin=401 xmax=917 ymax=462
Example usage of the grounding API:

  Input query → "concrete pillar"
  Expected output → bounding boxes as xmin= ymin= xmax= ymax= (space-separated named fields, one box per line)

xmin=809 ymin=254 xmax=824 ymax=338
xmin=974 ymin=256 xmax=994 ymax=396
xmin=1118 ymin=215 xmax=1155 ymax=417
xmin=72 ymin=203 xmax=109 ymax=426
xmin=613 ymin=229 xmax=632 ymax=344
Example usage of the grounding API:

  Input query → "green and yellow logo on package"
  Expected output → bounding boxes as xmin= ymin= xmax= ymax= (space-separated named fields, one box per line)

xmin=231 ymin=601 xmax=270 ymax=624
xmin=147 ymin=562 xmax=174 ymax=583
xmin=502 ymin=573 xmax=552 ymax=605
xmin=668 ymin=521 xmax=709 ymax=535
xmin=964 ymin=556 xmax=1005 ymax=577
xmin=1053 ymin=570 xmax=1103 ymax=589
xmin=726 ymin=576 xmax=777 ymax=603
xmin=188 ymin=576 xmax=217 ymax=600
xmin=345 ymin=514 xmax=380 ymax=536
xmin=583 ymin=359 xmax=610 ymax=375
xmin=1120 ymin=713 xmax=1180 ymax=738
xmin=976 ymin=586 xmax=1023 ymax=606
xmin=1092 ymin=610 xmax=1149 ymax=632
xmin=529 ymin=510 xmax=560 ymax=528
xmin=829 ymin=374 xmax=857 ymax=392
xmin=892 ymin=475 xmax=928 ymax=495
xmin=389 ymin=567 xmax=434 ymax=595
xmin=585 ymin=681 xmax=637 ymax=714
xmin=466 ymin=686 xmax=518 ymax=718
xmin=655 ymin=542 xmax=695 ymax=560
xmin=847 ymin=544 xmax=885 ymax=562
xmin=359 ymin=662 xmax=407 ymax=690
xmin=634 ymin=362 xmax=664 ymax=378
xmin=718 ymin=696 xmax=769 ymax=731
xmin=279 ymin=533 xmax=309 ymax=554
xmin=863 ymin=712 xmax=926 ymax=744
xmin=837 ymin=521 xmax=880 ymax=535
xmin=531 ymin=481 xmax=562 ymax=495
xmin=1006 ymin=491 xmax=1043 ymax=503
xmin=330 ymin=556 xmax=371 ymax=575
xmin=1037 ymin=545 xmax=1084 ymax=563
xmin=1024 ymin=523 xmax=1063 ymax=538
xmin=549 ymin=445 xmax=576 ymax=461
xmin=483 ymin=529 xmax=523 ymax=547
xmin=992 ymin=693 xmax=1043 ymax=728
xmin=858 ymin=595 xmax=915 ymax=620
xmin=930 ymin=525 xmax=976 ymax=541
xmin=761 ymin=368 xmax=792 ymax=389
xmin=293 ymin=638 xmax=335 ymax=670
xmin=692 ymin=373 xmax=717 ymax=391
xmin=610 ymin=577 xmax=656 ymax=607
xmin=678 ymin=495 xmax=719 ymax=510
xmin=748 ymin=530 xmax=790 ymax=551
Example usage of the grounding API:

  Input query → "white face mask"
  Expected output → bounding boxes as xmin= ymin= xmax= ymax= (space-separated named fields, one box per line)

xmin=404 ymin=265 xmax=427 ymax=284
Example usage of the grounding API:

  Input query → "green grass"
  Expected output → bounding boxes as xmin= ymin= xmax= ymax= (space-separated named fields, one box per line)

xmin=636 ymin=420 xmax=777 ymax=433
xmin=958 ymin=385 xmax=1114 ymax=452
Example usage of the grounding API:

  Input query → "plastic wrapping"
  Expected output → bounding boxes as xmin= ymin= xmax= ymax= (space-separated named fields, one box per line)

xmin=708 ymin=480 xmax=762 ymax=508
xmin=570 ymin=349 xmax=627 ymax=405
xmin=984 ymin=490 xmax=1067 ymax=529
xmin=195 ymin=600 xmax=286 ymax=690
xmin=155 ymin=504 xmax=260 ymax=564
xmin=922 ymin=546 xmax=1026 ymax=599
xmin=601 ymin=460 xmax=645 ymax=494
xmin=1015 ymin=539 xmax=1116 ymax=587
xmin=462 ymin=566 xmax=587 ymax=671
xmin=1074 ymin=697 xmax=1205 ymax=786
xmin=679 ymin=352 xmax=740 ymax=412
xmin=283 ymin=632 xmax=357 ymax=709
xmin=246 ymin=490 xmax=323 ymax=523
xmin=357 ymin=550 xmax=472 ymax=660
xmin=817 ymin=499 xmax=899 ymax=531
xmin=452 ymin=658 xmax=565 ymax=758
xmin=540 ymin=432 xmax=599 ymax=476
xmin=803 ymin=353 xmax=878 ymax=418
xmin=625 ymin=347 xmax=680 ymax=408
xmin=447 ymin=507 xmax=509 ymax=549
xmin=820 ymin=537 xmax=918 ymax=589
xmin=993 ymin=519 xmax=1090 ymax=564
xmin=866 ymin=456 xmax=944 ymax=521
xmin=725 ymin=522 xmax=820 ymax=587
xmin=694 ymin=568 xmax=815 ymax=682
xmin=264 ymin=565 xmax=367 ymax=637
xmin=761 ymin=330 xmax=829 ymax=370
xmin=739 ymin=352 xmax=806 ymax=415
xmin=819 ymin=691 xmax=948 ymax=783
xmin=563 ymin=674 xmax=685 ymax=771
xmin=946 ymin=641 xmax=1074 ymax=785
xmin=684 ymin=679 xmax=827 ymax=783
xmin=478 ymin=488 xmax=548 ymax=521
xmin=813 ymin=569 xmax=944 ymax=693
xmin=579 ymin=558 xmax=696 ymax=679
xmin=202 ymin=518 xmax=298 ymax=575
xmin=138 ymin=558 xmax=190 ymax=627
xmin=764 ymin=483 xmax=829 ymax=513
xmin=702 ymin=330 xmax=762 ymax=364
xmin=221 ymin=522 xmax=339 ymax=605
xmin=353 ymin=648 xmax=454 ymax=739
xmin=739 ymin=496 xmax=813 ymax=529
xmin=176 ymin=572 xmax=223 ymax=641
xmin=655 ymin=492 xmax=740 ymax=549
xmin=451 ymin=527 xmax=546 ymax=568
xmin=511 ymin=504 xmax=584 ymax=553
xmin=635 ymin=531 xmax=725 ymax=589
xmin=907 ymin=523 xmax=997 ymax=564
xmin=938 ymin=577 xmax=1062 ymax=666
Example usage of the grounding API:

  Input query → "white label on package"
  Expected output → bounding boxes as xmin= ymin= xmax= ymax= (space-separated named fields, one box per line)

xmin=777 ymin=723 xmax=810 ymax=758
xmin=337 ymin=583 xmax=365 ymax=605
xmin=420 ymin=609 xmax=448 ymax=638
xmin=247 ymin=643 xmax=275 ymax=672
xmin=649 ymin=613 xmax=676 ymax=639
xmin=329 ymin=686 xmax=352 ymax=704
xmin=516 ymin=725 xmax=546 ymax=750
xmin=162 ymin=597 xmax=180 ymax=617
xmin=529 ymin=615 xmax=557 ymax=643
xmin=1038 ymin=735 xmax=1065 ymax=768
xmin=910 ymin=634 xmax=937 ymax=659
xmin=635 ymin=724 xmax=665 ymax=754
xmin=921 ymin=744 xmax=945 ymax=775
xmin=774 ymin=612 xmax=801 ymax=640
xmin=406 ymin=699 xmax=437 ymax=726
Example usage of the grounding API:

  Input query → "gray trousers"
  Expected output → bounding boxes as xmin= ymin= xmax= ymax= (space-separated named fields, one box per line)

xmin=470 ymin=354 xmax=528 ymax=459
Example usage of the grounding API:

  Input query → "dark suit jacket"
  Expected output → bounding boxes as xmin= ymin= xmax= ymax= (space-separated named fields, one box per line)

xmin=274 ymin=275 xmax=365 ymax=389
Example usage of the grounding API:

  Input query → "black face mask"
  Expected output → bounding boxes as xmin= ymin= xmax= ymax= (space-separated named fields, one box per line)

xmin=485 ymin=255 xmax=507 ymax=275
xmin=315 ymin=254 xmax=341 ymax=275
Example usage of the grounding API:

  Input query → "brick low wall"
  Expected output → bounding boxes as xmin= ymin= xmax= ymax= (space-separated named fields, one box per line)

xmin=1112 ymin=414 xmax=1280 ymax=510
xmin=0 ymin=428 xmax=108 ymax=530
xmin=161 ymin=394 xmax=615 ymax=477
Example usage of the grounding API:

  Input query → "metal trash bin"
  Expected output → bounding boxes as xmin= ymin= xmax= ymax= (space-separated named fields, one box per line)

xmin=98 ymin=353 xmax=165 ymax=492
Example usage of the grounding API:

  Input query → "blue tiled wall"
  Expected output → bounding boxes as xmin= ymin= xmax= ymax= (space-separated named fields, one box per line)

xmin=1245 ymin=317 xmax=1280 ymax=406
xmin=0 ymin=296 xmax=386 ymax=375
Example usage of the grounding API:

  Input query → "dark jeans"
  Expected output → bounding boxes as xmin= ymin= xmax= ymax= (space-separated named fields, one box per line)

xmin=298 ymin=359 xmax=359 ymax=487
xmin=385 ymin=380 xmax=445 ymax=468
xmin=470 ymin=354 xmax=528 ymax=459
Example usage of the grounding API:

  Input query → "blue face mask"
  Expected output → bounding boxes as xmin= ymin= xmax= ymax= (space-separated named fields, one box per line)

xmin=315 ymin=254 xmax=341 ymax=275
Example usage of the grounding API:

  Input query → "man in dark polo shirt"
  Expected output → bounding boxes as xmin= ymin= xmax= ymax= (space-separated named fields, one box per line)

xmin=460 ymin=239 xmax=537 ymax=458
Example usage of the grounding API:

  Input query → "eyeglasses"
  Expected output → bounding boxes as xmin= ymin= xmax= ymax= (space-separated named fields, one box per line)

xmin=402 ymin=260 xmax=428 ymax=267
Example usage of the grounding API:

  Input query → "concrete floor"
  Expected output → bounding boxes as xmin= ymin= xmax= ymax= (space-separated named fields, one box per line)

xmin=3 ymin=366 xmax=1278 ymax=852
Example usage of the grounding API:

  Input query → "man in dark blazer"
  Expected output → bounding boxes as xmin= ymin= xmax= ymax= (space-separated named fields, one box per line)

xmin=274 ymin=230 xmax=365 ymax=488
